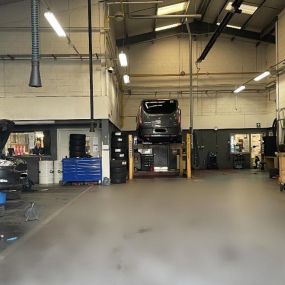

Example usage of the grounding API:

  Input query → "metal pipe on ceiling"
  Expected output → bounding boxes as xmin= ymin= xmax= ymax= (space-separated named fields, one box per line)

xmin=88 ymin=0 xmax=95 ymax=132
xmin=129 ymin=71 xmax=264 ymax=77
xmin=128 ymin=14 xmax=202 ymax=19
xmin=196 ymin=0 xmax=244 ymax=63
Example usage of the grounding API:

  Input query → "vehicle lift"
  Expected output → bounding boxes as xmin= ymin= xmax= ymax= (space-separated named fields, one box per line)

xmin=128 ymin=133 xmax=192 ymax=180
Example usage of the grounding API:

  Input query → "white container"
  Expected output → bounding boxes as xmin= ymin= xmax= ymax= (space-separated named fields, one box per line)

xmin=39 ymin=161 xmax=54 ymax=185
xmin=53 ymin=160 xmax=62 ymax=184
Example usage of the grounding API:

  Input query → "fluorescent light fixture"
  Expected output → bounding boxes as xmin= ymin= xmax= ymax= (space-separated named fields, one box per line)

xmin=226 ymin=2 xmax=258 ymax=15
xmin=254 ymin=71 xmax=271 ymax=82
xmin=157 ymin=2 xmax=187 ymax=15
xmin=217 ymin=22 xmax=241 ymax=29
xmin=119 ymin=51 xmax=128 ymax=67
xmin=123 ymin=74 xmax=130 ymax=84
xmin=155 ymin=23 xmax=182 ymax=32
xmin=234 ymin=85 xmax=246 ymax=94
xmin=44 ymin=11 xmax=66 ymax=37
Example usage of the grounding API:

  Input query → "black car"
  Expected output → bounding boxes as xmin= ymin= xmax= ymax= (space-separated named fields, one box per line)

xmin=136 ymin=99 xmax=181 ymax=142
xmin=0 ymin=120 xmax=28 ymax=192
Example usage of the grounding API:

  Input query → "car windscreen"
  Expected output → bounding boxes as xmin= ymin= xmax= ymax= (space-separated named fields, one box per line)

xmin=143 ymin=100 xmax=177 ymax=114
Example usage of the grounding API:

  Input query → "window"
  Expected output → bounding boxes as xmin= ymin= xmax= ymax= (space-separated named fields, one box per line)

xmin=143 ymin=100 xmax=177 ymax=114
xmin=5 ymin=131 xmax=50 ymax=156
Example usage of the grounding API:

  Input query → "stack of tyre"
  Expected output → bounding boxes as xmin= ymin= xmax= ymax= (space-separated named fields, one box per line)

xmin=110 ymin=132 xmax=128 ymax=184
xmin=69 ymin=134 xmax=86 ymax=158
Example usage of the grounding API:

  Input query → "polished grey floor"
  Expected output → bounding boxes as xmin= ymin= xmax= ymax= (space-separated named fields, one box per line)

xmin=1 ymin=170 xmax=285 ymax=285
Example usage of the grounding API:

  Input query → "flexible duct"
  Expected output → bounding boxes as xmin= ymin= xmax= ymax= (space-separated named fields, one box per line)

xmin=29 ymin=0 xmax=42 ymax=87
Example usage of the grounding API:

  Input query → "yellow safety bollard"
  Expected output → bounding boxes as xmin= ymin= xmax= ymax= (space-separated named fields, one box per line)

xmin=128 ymin=134 xmax=134 ymax=180
xmin=186 ymin=133 xmax=192 ymax=179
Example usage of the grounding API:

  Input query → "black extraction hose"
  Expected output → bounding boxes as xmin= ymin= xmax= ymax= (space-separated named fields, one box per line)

xmin=192 ymin=130 xmax=200 ymax=169
xmin=272 ymin=118 xmax=277 ymax=137
xmin=29 ymin=0 xmax=42 ymax=87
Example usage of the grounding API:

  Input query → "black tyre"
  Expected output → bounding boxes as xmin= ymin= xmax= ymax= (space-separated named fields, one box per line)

xmin=70 ymin=151 xmax=85 ymax=158
xmin=112 ymin=152 xmax=127 ymax=160
xmin=111 ymin=167 xmax=127 ymax=175
xmin=111 ymin=177 xmax=127 ymax=184
xmin=111 ymin=148 xmax=127 ymax=155
xmin=70 ymin=139 xmax=86 ymax=146
xmin=111 ymin=136 xmax=127 ymax=144
xmin=110 ymin=160 xmax=127 ymax=168
xmin=112 ymin=142 xmax=128 ymax=149
xmin=69 ymin=145 xmax=86 ymax=152
xmin=70 ymin=134 xmax=86 ymax=140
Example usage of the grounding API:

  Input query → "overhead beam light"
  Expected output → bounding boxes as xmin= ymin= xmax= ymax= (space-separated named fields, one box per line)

xmin=155 ymin=23 xmax=182 ymax=32
xmin=217 ymin=22 xmax=241 ymax=30
xmin=234 ymin=85 xmax=246 ymax=94
xmin=254 ymin=71 xmax=271 ymax=81
xmin=44 ymin=11 xmax=66 ymax=37
xmin=157 ymin=2 xmax=187 ymax=16
xmin=226 ymin=2 xmax=258 ymax=15
xmin=123 ymin=74 xmax=130 ymax=84
xmin=119 ymin=51 xmax=128 ymax=67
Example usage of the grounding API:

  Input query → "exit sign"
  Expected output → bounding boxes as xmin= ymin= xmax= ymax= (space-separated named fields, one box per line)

xmin=256 ymin=123 xmax=261 ymax=128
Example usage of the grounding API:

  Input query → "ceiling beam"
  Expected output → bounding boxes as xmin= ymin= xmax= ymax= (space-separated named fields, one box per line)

xmin=116 ymin=21 xmax=275 ymax=47
xmin=197 ymin=0 xmax=211 ymax=21
xmin=260 ymin=17 xmax=277 ymax=39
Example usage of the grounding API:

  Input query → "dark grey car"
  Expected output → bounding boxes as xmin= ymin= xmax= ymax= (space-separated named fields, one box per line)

xmin=136 ymin=99 xmax=181 ymax=142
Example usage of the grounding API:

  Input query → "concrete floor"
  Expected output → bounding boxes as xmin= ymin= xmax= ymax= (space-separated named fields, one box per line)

xmin=1 ymin=170 xmax=285 ymax=285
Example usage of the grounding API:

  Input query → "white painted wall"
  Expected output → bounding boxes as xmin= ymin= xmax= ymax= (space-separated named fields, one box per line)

xmin=122 ymin=36 xmax=276 ymax=130
xmin=0 ymin=0 xmax=121 ymax=127
xmin=277 ymin=9 xmax=285 ymax=111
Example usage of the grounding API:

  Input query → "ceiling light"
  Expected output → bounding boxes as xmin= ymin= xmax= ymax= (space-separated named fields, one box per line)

xmin=157 ymin=2 xmax=187 ymax=15
xmin=155 ymin=23 xmax=182 ymax=32
xmin=234 ymin=85 xmax=246 ymax=94
xmin=123 ymin=74 xmax=130 ymax=84
xmin=226 ymin=2 xmax=258 ymax=15
xmin=217 ymin=22 xmax=241 ymax=29
xmin=119 ymin=51 xmax=128 ymax=67
xmin=44 ymin=11 xmax=66 ymax=37
xmin=254 ymin=71 xmax=271 ymax=82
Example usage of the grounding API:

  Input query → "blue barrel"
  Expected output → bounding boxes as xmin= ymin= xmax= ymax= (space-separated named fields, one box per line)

xmin=0 ymin=192 xmax=7 ymax=205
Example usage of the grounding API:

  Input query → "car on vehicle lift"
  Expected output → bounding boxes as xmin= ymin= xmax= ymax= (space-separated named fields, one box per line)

xmin=136 ymin=99 xmax=182 ymax=142
xmin=0 ymin=120 xmax=30 ymax=195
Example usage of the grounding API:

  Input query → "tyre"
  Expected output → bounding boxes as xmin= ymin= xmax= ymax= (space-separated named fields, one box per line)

xmin=112 ymin=152 xmax=127 ymax=160
xmin=110 ymin=160 xmax=127 ymax=168
xmin=70 ymin=134 xmax=86 ymax=140
xmin=111 ymin=148 xmax=127 ymax=156
xmin=111 ymin=136 xmax=127 ymax=144
xmin=111 ymin=177 xmax=127 ymax=184
xmin=70 ymin=139 xmax=86 ymax=146
xmin=69 ymin=145 xmax=86 ymax=152
xmin=112 ymin=142 xmax=128 ymax=149
xmin=70 ymin=151 xmax=85 ymax=158
xmin=111 ymin=167 xmax=127 ymax=175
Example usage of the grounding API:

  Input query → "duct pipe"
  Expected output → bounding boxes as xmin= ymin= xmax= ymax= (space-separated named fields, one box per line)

xmin=88 ymin=0 xmax=95 ymax=132
xmin=196 ymin=0 xmax=243 ymax=63
xmin=128 ymin=14 xmax=201 ymax=19
xmin=29 ymin=0 xmax=42 ymax=87
xmin=186 ymin=21 xmax=193 ymax=135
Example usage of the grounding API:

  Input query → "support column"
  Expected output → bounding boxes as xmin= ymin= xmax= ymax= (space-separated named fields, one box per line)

xmin=101 ymin=119 xmax=110 ymax=180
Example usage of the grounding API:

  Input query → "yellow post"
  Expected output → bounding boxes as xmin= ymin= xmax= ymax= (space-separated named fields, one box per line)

xmin=186 ymin=133 xmax=192 ymax=179
xmin=179 ymin=145 xmax=184 ymax=176
xmin=128 ymin=134 xmax=134 ymax=180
